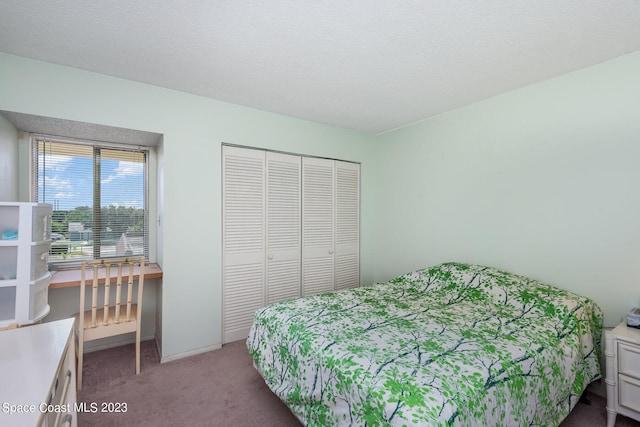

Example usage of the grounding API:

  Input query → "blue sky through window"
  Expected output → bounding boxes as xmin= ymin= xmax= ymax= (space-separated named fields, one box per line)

xmin=39 ymin=152 xmax=144 ymax=210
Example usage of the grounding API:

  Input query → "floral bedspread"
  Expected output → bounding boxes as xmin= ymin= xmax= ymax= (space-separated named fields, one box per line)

xmin=247 ymin=262 xmax=603 ymax=426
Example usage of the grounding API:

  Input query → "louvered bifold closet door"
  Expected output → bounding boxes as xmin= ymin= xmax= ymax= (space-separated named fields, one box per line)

xmin=266 ymin=152 xmax=301 ymax=304
xmin=335 ymin=161 xmax=360 ymax=290
xmin=302 ymin=157 xmax=335 ymax=296
xmin=222 ymin=146 xmax=265 ymax=343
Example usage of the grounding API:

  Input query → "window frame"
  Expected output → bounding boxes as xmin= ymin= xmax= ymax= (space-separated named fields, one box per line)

xmin=31 ymin=134 xmax=152 ymax=269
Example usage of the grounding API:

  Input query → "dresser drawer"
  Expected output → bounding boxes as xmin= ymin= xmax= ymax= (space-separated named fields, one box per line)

xmin=619 ymin=343 xmax=640 ymax=379
xmin=619 ymin=374 xmax=640 ymax=413
xmin=42 ymin=367 xmax=73 ymax=427
xmin=41 ymin=324 xmax=76 ymax=427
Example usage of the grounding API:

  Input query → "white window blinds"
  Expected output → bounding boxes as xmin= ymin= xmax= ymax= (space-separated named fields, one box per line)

xmin=32 ymin=136 xmax=148 ymax=266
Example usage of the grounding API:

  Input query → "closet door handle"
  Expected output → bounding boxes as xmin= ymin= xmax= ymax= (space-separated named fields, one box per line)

xmin=267 ymin=254 xmax=274 ymax=260
xmin=328 ymin=250 xmax=334 ymax=255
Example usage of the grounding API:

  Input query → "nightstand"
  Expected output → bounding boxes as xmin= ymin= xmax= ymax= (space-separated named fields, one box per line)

xmin=605 ymin=322 xmax=640 ymax=427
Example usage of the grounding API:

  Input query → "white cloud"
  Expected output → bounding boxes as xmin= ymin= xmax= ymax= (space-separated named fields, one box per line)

xmin=39 ymin=154 xmax=73 ymax=172
xmin=101 ymin=161 xmax=143 ymax=184
xmin=44 ymin=176 xmax=72 ymax=190
xmin=54 ymin=192 xmax=76 ymax=199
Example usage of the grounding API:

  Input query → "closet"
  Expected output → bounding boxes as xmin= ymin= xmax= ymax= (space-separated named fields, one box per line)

xmin=222 ymin=145 xmax=360 ymax=343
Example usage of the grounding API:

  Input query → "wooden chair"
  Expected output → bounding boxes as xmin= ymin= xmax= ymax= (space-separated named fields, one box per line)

xmin=76 ymin=257 xmax=145 ymax=390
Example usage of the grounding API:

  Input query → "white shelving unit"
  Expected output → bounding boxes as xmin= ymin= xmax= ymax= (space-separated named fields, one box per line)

xmin=0 ymin=202 xmax=52 ymax=328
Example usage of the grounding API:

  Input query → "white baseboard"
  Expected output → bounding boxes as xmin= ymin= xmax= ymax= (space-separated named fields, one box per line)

xmin=160 ymin=343 xmax=221 ymax=363
xmin=84 ymin=334 xmax=223 ymax=364
xmin=83 ymin=333 xmax=156 ymax=353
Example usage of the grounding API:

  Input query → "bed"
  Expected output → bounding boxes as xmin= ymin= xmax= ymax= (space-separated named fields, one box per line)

xmin=247 ymin=262 xmax=603 ymax=426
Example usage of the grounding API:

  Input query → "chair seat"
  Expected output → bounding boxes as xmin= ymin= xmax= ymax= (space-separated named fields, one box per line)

xmin=74 ymin=304 xmax=139 ymax=341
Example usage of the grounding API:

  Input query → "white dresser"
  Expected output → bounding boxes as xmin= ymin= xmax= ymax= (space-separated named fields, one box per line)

xmin=0 ymin=318 xmax=77 ymax=426
xmin=605 ymin=322 xmax=640 ymax=427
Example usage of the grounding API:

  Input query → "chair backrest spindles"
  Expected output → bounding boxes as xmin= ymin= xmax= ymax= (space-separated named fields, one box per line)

xmin=80 ymin=262 xmax=87 ymax=331
xmin=103 ymin=263 xmax=111 ymax=325
xmin=115 ymin=263 xmax=123 ymax=323
xmin=126 ymin=260 xmax=134 ymax=321
xmin=79 ymin=257 xmax=145 ymax=329
xmin=91 ymin=264 xmax=99 ymax=328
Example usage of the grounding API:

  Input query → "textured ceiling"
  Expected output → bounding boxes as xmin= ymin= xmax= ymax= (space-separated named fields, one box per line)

xmin=0 ymin=1 xmax=639 ymax=134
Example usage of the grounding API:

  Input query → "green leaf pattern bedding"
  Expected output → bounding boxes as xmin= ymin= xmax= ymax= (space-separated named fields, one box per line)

xmin=247 ymin=263 xmax=603 ymax=426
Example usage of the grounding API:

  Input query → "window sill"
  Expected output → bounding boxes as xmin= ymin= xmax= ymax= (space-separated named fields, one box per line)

xmin=48 ymin=263 xmax=163 ymax=289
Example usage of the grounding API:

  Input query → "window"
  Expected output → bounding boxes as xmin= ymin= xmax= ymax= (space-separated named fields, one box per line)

xmin=32 ymin=135 xmax=149 ymax=267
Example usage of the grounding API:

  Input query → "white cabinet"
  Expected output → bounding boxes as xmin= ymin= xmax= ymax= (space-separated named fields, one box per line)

xmin=605 ymin=322 xmax=640 ymax=426
xmin=0 ymin=202 xmax=52 ymax=328
xmin=0 ymin=318 xmax=77 ymax=427
xmin=222 ymin=146 xmax=360 ymax=343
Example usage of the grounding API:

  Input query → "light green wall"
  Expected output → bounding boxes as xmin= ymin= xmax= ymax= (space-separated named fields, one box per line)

xmin=374 ymin=51 xmax=640 ymax=327
xmin=0 ymin=53 xmax=375 ymax=361
xmin=2 ymin=49 xmax=638 ymax=358
xmin=0 ymin=114 xmax=18 ymax=201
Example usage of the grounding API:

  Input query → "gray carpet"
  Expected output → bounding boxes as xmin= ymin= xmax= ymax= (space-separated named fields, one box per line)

xmin=78 ymin=340 xmax=640 ymax=426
